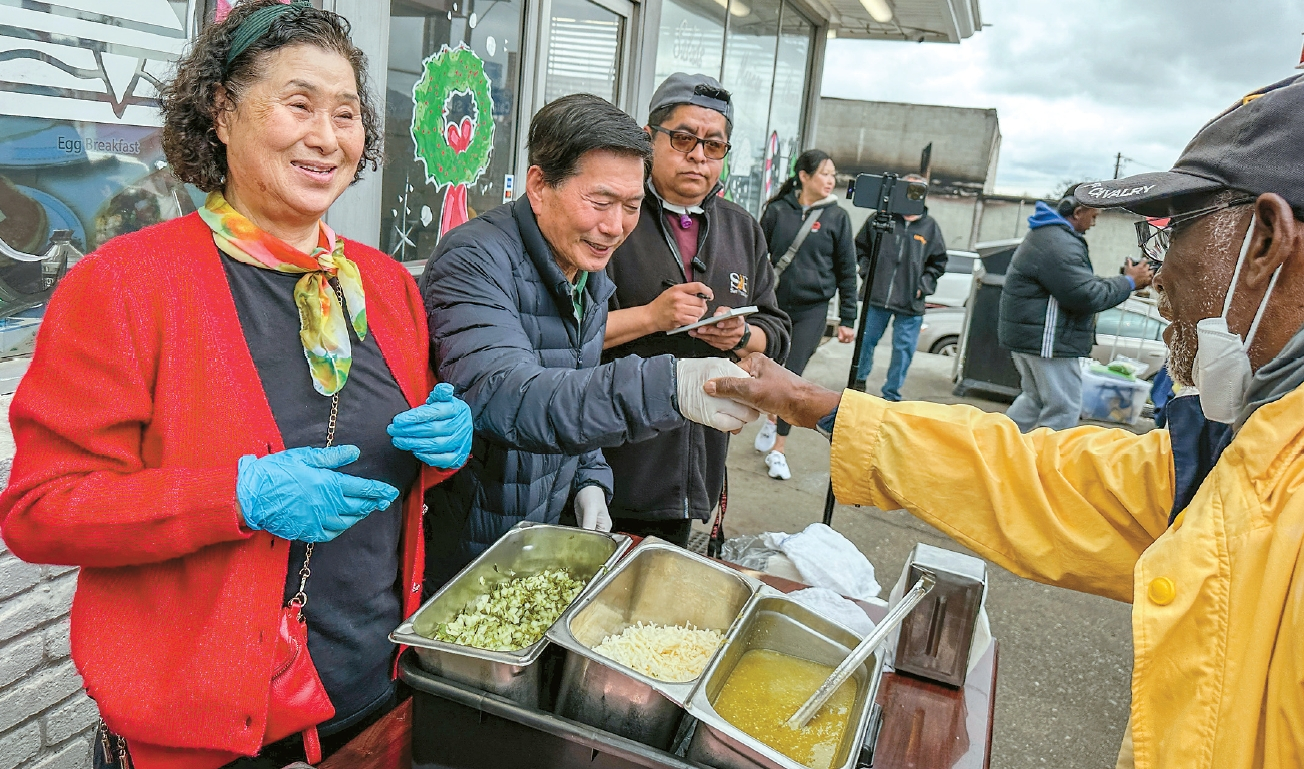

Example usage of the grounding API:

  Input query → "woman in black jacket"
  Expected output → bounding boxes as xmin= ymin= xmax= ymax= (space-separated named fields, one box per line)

xmin=754 ymin=149 xmax=858 ymax=479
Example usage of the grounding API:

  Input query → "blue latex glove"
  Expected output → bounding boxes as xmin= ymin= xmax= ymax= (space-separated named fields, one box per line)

xmin=387 ymin=382 xmax=473 ymax=469
xmin=237 ymin=445 xmax=400 ymax=543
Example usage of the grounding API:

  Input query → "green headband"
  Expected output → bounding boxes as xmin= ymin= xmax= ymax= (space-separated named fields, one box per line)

xmin=224 ymin=0 xmax=312 ymax=68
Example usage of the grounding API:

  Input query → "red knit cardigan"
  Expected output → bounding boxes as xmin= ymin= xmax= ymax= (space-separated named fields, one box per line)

xmin=0 ymin=213 xmax=454 ymax=767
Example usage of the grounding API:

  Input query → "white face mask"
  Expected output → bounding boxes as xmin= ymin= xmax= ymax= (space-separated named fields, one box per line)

xmin=1191 ymin=215 xmax=1283 ymax=423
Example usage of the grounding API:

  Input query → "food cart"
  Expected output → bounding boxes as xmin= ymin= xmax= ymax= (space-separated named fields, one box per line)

xmin=322 ymin=523 xmax=998 ymax=769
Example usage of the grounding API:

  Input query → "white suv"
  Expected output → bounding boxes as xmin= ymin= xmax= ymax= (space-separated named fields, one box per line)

xmin=826 ymin=249 xmax=977 ymax=337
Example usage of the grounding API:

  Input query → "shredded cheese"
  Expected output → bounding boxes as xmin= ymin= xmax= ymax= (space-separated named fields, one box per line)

xmin=592 ymin=622 xmax=724 ymax=682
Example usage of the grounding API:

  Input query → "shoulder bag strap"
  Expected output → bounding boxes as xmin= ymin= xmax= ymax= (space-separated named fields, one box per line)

xmin=773 ymin=207 xmax=826 ymax=278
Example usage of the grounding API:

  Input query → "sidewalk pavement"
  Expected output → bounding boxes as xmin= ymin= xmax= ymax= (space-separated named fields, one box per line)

xmin=713 ymin=336 xmax=1135 ymax=769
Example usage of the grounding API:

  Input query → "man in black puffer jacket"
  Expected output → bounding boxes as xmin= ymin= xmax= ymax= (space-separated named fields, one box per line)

xmin=997 ymin=193 xmax=1153 ymax=431
xmin=419 ymin=95 xmax=758 ymax=587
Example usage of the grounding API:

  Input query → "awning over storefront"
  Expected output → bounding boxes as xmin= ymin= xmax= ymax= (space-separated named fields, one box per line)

xmin=815 ymin=0 xmax=982 ymax=42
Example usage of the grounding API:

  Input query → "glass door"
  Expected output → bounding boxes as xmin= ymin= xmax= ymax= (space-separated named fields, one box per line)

xmin=540 ymin=0 xmax=632 ymax=108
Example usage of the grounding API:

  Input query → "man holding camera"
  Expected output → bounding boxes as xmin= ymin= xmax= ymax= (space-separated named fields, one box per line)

xmin=852 ymin=174 xmax=948 ymax=401
xmin=998 ymin=192 xmax=1153 ymax=431
xmin=600 ymin=73 xmax=790 ymax=547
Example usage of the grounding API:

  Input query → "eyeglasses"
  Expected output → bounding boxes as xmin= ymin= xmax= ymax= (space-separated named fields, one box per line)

xmin=1134 ymin=197 xmax=1256 ymax=266
xmin=650 ymin=126 xmax=730 ymax=160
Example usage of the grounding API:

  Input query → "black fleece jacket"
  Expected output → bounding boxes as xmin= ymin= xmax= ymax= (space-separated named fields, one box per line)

xmin=602 ymin=183 xmax=790 ymax=522
xmin=760 ymin=192 xmax=858 ymax=326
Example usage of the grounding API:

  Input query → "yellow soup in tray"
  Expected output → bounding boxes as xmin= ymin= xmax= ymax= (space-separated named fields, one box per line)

xmin=713 ymin=649 xmax=857 ymax=769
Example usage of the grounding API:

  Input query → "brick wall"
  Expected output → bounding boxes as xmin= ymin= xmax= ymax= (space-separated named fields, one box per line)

xmin=0 ymin=460 xmax=95 ymax=769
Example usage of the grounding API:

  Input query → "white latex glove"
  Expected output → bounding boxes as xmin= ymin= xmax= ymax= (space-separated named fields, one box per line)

xmin=675 ymin=358 xmax=761 ymax=432
xmin=576 ymin=485 xmax=612 ymax=532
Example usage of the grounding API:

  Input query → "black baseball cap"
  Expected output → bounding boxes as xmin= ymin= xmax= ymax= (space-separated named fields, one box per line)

xmin=648 ymin=73 xmax=734 ymax=125
xmin=1075 ymin=73 xmax=1304 ymax=218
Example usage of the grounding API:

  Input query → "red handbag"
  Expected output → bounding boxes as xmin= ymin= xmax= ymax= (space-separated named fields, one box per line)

xmin=264 ymin=579 xmax=334 ymax=764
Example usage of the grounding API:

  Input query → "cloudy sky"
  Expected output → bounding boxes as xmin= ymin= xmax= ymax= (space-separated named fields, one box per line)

xmin=822 ymin=0 xmax=1304 ymax=197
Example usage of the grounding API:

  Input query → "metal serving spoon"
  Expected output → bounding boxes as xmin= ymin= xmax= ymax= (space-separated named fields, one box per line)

xmin=786 ymin=571 xmax=937 ymax=730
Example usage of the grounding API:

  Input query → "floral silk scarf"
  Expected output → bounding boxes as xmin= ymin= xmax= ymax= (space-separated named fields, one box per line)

xmin=199 ymin=191 xmax=367 ymax=396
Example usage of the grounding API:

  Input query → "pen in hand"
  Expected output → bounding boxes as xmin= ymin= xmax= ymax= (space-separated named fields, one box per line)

xmin=661 ymin=279 xmax=710 ymax=300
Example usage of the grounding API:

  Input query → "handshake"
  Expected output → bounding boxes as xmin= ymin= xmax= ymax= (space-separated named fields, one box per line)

xmin=674 ymin=357 xmax=761 ymax=432
xmin=678 ymin=354 xmax=841 ymax=433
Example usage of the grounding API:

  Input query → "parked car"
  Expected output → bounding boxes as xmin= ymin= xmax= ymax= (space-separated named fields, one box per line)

xmin=929 ymin=250 xmax=978 ymax=308
xmin=1092 ymin=296 xmax=1168 ymax=378
xmin=917 ymin=306 xmax=966 ymax=357
xmin=825 ymin=249 xmax=978 ymax=337
xmin=919 ymin=295 xmax=1169 ymax=380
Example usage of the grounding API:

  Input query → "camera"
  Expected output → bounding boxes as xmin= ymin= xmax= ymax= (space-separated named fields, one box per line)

xmin=847 ymin=173 xmax=928 ymax=217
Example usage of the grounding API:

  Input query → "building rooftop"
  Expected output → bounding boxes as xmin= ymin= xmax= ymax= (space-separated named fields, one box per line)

xmin=816 ymin=97 xmax=1001 ymax=194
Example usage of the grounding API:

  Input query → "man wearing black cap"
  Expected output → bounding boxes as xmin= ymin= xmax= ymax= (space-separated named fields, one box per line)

xmin=701 ymin=73 xmax=1304 ymax=767
xmin=600 ymin=73 xmax=791 ymax=547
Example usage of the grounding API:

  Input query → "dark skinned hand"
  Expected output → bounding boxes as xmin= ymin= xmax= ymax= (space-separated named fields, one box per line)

xmin=703 ymin=353 xmax=842 ymax=429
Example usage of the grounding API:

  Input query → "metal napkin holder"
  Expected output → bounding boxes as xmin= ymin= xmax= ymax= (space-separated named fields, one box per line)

xmin=892 ymin=542 xmax=987 ymax=687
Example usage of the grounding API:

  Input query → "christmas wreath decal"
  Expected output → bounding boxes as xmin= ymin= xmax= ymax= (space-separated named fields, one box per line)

xmin=410 ymin=44 xmax=495 ymax=235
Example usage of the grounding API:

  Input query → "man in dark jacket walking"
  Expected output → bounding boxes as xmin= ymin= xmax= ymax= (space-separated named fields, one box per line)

xmin=997 ymin=193 xmax=1153 ymax=431
xmin=600 ymin=73 xmax=791 ymax=547
xmin=853 ymin=176 xmax=947 ymax=401
xmin=419 ymin=94 xmax=758 ymax=585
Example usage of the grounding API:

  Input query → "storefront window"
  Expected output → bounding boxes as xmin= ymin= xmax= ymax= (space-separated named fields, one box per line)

xmin=381 ymin=0 xmax=525 ymax=262
xmin=651 ymin=0 xmax=813 ymax=220
xmin=0 ymin=1 xmax=199 ymax=356
xmin=719 ymin=0 xmax=779 ymax=215
xmin=544 ymin=0 xmax=626 ymax=105
xmin=654 ymin=0 xmax=727 ymax=86
xmin=765 ymin=6 xmax=812 ymax=201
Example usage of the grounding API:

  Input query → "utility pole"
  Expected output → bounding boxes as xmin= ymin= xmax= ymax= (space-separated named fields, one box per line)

xmin=1113 ymin=152 xmax=1123 ymax=179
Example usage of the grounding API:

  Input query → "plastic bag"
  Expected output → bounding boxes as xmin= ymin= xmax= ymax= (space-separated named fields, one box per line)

xmin=787 ymin=587 xmax=876 ymax=638
xmin=720 ymin=534 xmax=779 ymax=571
xmin=773 ymin=523 xmax=881 ymax=600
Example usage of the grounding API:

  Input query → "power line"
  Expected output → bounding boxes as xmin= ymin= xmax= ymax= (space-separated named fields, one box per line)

xmin=1113 ymin=153 xmax=1165 ymax=179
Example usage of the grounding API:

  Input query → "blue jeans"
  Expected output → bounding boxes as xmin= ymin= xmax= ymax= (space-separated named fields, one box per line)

xmin=855 ymin=306 xmax=923 ymax=401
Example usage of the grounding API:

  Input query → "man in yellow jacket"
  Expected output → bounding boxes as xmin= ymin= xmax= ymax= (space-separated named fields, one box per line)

xmin=705 ymin=74 xmax=1304 ymax=769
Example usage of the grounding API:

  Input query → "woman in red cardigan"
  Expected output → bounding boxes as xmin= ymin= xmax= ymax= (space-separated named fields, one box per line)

xmin=0 ymin=3 xmax=472 ymax=767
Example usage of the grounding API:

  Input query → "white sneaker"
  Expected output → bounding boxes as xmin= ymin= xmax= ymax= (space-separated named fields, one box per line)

xmin=754 ymin=420 xmax=777 ymax=453
xmin=765 ymin=451 xmax=791 ymax=480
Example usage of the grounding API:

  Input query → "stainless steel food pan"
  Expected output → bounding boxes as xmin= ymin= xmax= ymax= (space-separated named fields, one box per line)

xmin=390 ymin=522 xmax=631 ymax=707
xmin=548 ymin=539 xmax=763 ymax=750
xmin=684 ymin=595 xmax=884 ymax=769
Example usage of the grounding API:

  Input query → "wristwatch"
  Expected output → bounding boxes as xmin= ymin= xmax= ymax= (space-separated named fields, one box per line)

xmin=730 ymin=322 xmax=752 ymax=351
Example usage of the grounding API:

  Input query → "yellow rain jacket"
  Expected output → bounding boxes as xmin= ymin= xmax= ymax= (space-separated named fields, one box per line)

xmin=831 ymin=386 xmax=1304 ymax=769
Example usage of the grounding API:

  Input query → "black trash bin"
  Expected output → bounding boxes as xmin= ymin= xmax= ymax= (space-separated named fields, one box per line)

xmin=953 ymin=239 xmax=1022 ymax=402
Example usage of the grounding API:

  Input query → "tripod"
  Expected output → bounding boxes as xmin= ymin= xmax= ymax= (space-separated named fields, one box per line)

xmin=821 ymin=176 xmax=901 ymax=526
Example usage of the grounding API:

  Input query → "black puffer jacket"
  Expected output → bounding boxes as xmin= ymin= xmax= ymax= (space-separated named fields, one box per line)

xmin=602 ymin=184 xmax=790 ymax=522
xmin=998 ymin=202 xmax=1134 ymax=358
xmin=420 ymin=200 xmax=683 ymax=585
xmin=760 ymin=192 xmax=858 ymax=326
xmin=855 ymin=210 xmax=948 ymax=316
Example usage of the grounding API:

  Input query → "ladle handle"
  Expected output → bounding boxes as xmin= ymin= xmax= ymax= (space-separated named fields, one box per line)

xmin=787 ymin=571 xmax=936 ymax=729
